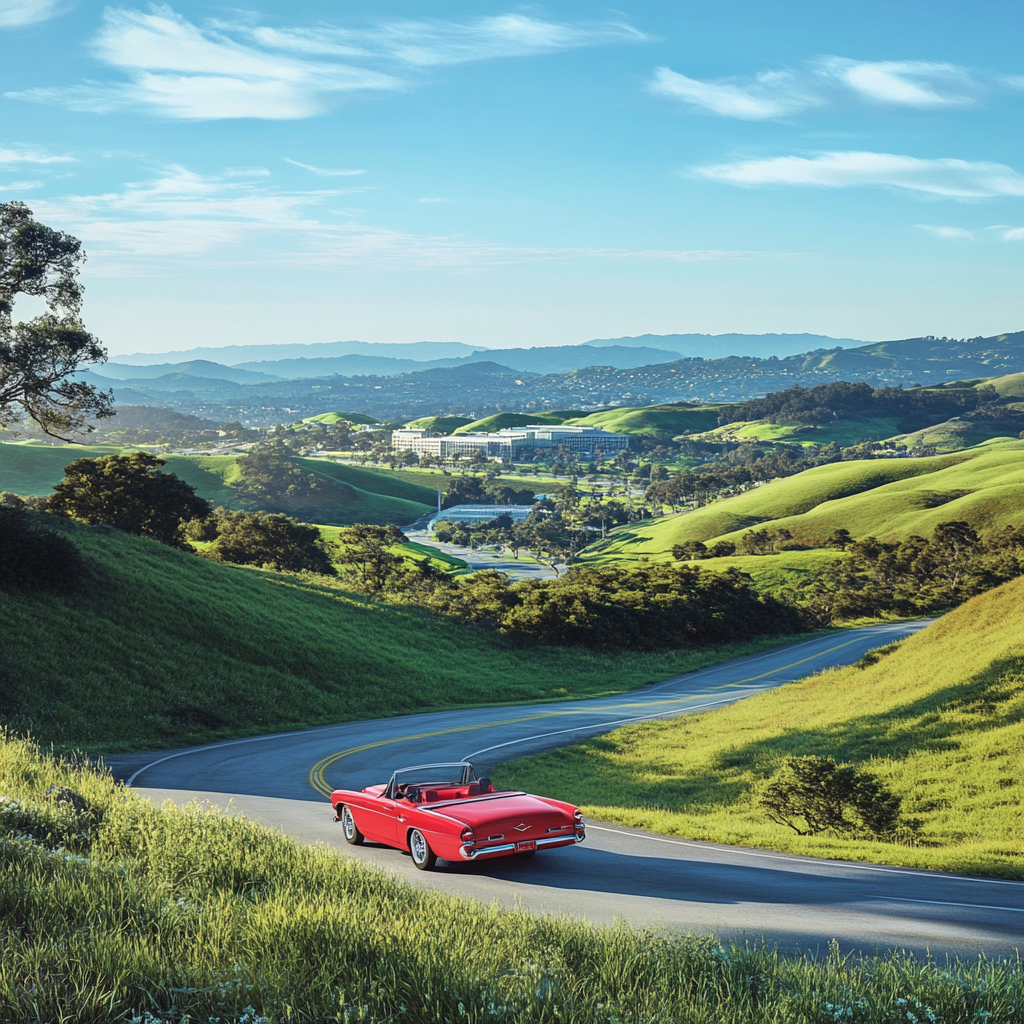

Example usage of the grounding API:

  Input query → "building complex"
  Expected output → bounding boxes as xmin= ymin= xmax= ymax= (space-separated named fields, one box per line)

xmin=391 ymin=424 xmax=630 ymax=462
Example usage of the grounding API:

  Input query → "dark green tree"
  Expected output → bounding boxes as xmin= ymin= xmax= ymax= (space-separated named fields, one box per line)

xmin=48 ymin=452 xmax=211 ymax=547
xmin=234 ymin=441 xmax=336 ymax=511
xmin=335 ymin=524 xmax=405 ymax=592
xmin=1 ymin=202 xmax=113 ymax=439
xmin=672 ymin=540 xmax=709 ymax=561
xmin=193 ymin=509 xmax=336 ymax=574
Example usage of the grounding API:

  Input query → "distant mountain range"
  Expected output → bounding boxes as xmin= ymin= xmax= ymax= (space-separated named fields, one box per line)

xmin=105 ymin=333 xmax=858 ymax=379
xmin=79 ymin=331 xmax=1024 ymax=427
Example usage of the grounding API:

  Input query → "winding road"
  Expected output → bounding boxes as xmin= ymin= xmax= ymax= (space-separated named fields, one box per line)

xmin=110 ymin=621 xmax=1023 ymax=959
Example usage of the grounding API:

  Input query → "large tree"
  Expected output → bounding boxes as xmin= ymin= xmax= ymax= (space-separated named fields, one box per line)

xmin=49 ymin=452 xmax=211 ymax=547
xmin=0 ymin=202 xmax=112 ymax=439
xmin=192 ymin=509 xmax=337 ymax=575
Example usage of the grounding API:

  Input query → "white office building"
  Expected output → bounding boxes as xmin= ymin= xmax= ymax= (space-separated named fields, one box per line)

xmin=391 ymin=424 xmax=629 ymax=462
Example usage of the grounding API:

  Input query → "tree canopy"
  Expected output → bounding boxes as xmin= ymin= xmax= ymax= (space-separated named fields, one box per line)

xmin=191 ymin=509 xmax=336 ymax=575
xmin=48 ymin=452 xmax=211 ymax=548
xmin=0 ymin=202 xmax=113 ymax=439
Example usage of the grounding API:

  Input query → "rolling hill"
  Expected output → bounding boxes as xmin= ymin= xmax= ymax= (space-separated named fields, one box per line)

xmin=498 ymin=574 xmax=1024 ymax=879
xmin=453 ymin=411 xmax=581 ymax=433
xmin=0 ymin=443 xmax=431 ymax=528
xmin=565 ymin=403 xmax=721 ymax=437
xmin=586 ymin=438 xmax=1024 ymax=565
xmin=404 ymin=415 xmax=474 ymax=432
xmin=0 ymin=520 xmax=774 ymax=754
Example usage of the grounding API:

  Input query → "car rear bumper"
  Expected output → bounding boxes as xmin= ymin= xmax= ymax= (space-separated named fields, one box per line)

xmin=459 ymin=827 xmax=585 ymax=860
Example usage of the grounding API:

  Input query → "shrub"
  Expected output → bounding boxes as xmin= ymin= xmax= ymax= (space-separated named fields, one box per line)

xmin=758 ymin=755 xmax=907 ymax=840
xmin=195 ymin=509 xmax=337 ymax=575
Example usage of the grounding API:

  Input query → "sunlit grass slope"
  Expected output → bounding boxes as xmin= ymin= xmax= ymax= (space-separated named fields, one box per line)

xmin=0 ymin=521 xmax=794 ymax=755
xmin=985 ymin=372 xmax=1024 ymax=399
xmin=565 ymin=403 xmax=721 ymax=437
xmin=716 ymin=417 xmax=905 ymax=448
xmin=297 ymin=456 xmax=435 ymax=506
xmin=498 ymin=576 xmax=1024 ymax=879
xmin=301 ymin=411 xmax=379 ymax=425
xmin=585 ymin=439 xmax=1024 ymax=562
xmin=453 ymin=411 xmax=580 ymax=433
xmin=5 ymin=739 xmax=1018 ymax=1024
xmin=404 ymin=415 xmax=474 ymax=432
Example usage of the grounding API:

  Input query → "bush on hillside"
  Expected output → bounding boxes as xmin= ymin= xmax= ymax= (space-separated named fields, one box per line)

xmin=758 ymin=755 xmax=909 ymax=840
xmin=190 ymin=509 xmax=337 ymax=575
xmin=428 ymin=564 xmax=803 ymax=650
xmin=47 ymin=452 xmax=211 ymax=548
xmin=234 ymin=441 xmax=344 ymax=511
xmin=0 ymin=505 xmax=86 ymax=592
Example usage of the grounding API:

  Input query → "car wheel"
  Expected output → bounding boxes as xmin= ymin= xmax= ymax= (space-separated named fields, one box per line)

xmin=408 ymin=828 xmax=437 ymax=871
xmin=339 ymin=805 xmax=364 ymax=846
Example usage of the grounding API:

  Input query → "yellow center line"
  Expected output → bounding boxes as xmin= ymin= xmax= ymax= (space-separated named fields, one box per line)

xmin=308 ymin=633 xmax=868 ymax=797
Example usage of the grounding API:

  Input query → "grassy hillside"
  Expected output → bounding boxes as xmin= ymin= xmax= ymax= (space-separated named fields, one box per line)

xmin=984 ymin=371 xmax=1024 ymax=399
xmin=404 ymin=415 xmax=474 ymax=432
xmin=5 ymin=740 xmax=1015 ymax=1024
xmin=585 ymin=439 xmax=1024 ymax=562
xmin=498 ymin=576 xmax=1024 ymax=879
xmin=566 ymin=403 xmax=721 ymax=437
xmin=715 ymin=416 xmax=904 ymax=448
xmin=301 ymin=411 xmax=379 ymax=425
xmin=0 ymin=521 xmax=797 ymax=755
xmin=0 ymin=443 xmax=430 ymax=527
xmin=453 ymin=411 xmax=580 ymax=433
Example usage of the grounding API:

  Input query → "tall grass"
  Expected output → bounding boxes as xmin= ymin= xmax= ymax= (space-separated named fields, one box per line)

xmin=497 ymin=576 xmax=1024 ymax=879
xmin=1 ymin=733 xmax=1019 ymax=1024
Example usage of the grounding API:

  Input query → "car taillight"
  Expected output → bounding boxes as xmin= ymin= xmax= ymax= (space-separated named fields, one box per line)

xmin=573 ymin=809 xmax=583 ymax=821
xmin=460 ymin=827 xmax=474 ymax=841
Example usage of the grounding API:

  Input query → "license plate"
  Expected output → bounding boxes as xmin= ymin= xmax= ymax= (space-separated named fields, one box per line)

xmin=516 ymin=840 xmax=535 ymax=852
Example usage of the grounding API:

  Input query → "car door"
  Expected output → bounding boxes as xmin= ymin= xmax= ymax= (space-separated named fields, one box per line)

xmin=358 ymin=793 xmax=402 ymax=846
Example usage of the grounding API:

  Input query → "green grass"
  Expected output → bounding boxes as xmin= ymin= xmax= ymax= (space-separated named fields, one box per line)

xmin=312 ymin=524 xmax=469 ymax=573
xmin=585 ymin=439 xmax=1024 ymax=561
xmin=564 ymin=403 xmax=721 ymax=437
xmin=0 ymin=521 xmax=806 ymax=755
xmin=301 ymin=411 xmax=379 ymax=425
xmin=985 ymin=371 xmax=1024 ymax=399
xmin=717 ymin=416 xmax=906 ymax=448
xmin=453 ymin=411 xmax=580 ymax=433
xmin=496 ymin=576 xmax=1024 ymax=880
xmin=404 ymin=414 xmax=474 ymax=432
xmin=0 ymin=443 xmax=431 ymax=527
xmin=895 ymin=416 xmax=1024 ymax=452
xmin=3 ymin=738 xmax=1018 ymax=1024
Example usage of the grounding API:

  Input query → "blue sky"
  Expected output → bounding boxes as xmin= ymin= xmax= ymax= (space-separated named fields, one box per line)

xmin=3 ymin=0 xmax=1023 ymax=356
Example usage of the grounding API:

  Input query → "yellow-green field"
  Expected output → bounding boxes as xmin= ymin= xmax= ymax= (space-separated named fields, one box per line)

xmin=565 ymin=403 xmax=721 ymax=437
xmin=584 ymin=438 xmax=1024 ymax=564
xmin=496 ymin=575 xmax=1024 ymax=879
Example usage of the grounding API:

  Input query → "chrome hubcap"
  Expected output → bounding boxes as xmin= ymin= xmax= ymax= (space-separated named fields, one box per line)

xmin=342 ymin=808 xmax=355 ymax=839
xmin=410 ymin=831 xmax=427 ymax=862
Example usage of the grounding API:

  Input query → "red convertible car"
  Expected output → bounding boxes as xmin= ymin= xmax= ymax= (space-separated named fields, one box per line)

xmin=330 ymin=762 xmax=585 ymax=870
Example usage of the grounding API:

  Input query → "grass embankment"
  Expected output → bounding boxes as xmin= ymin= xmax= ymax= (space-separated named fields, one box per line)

xmin=3 ymin=739 xmax=1018 ymax=1024
xmin=0 ymin=521 xmax=801 ymax=755
xmin=497 ymin=577 xmax=1024 ymax=879
xmin=713 ymin=416 xmax=905 ymax=448
xmin=453 ymin=411 xmax=580 ymax=433
xmin=584 ymin=439 xmax=1024 ymax=566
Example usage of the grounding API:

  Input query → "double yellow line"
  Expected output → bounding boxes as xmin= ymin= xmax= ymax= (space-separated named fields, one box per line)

xmin=308 ymin=632 xmax=871 ymax=797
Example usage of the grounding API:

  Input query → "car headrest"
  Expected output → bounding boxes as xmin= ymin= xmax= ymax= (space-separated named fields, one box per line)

xmin=477 ymin=777 xmax=492 ymax=793
xmin=424 ymin=790 xmax=439 ymax=802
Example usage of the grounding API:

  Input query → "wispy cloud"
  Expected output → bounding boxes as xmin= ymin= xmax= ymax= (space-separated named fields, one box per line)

xmin=31 ymin=166 xmax=783 ymax=274
xmin=652 ymin=56 xmax=991 ymax=119
xmin=250 ymin=14 xmax=647 ymax=66
xmin=283 ymin=158 xmax=365 ymax=177
xmin=821 ymin=58 xmax=977 ymax=108
xmin=417 ymin=197 xmax=449 ymax=203
xmin=916 ymin=224 xmax=974 ymax=239
xmin=10 ymin=6 xmax=646 ymax=120
xmin=0 ymin=145 xmax=74 ymax=164
xmin=989 ymin=225 xmax=1024 ymax=241
xmin=0 ymin=0 xmax=71 ymax=29
xmin=649 ymin=67 xmax=822 ymax=120
xmin=0 ymin=180 xmax=43 ymax=192
xmin=695 ymin=152 xmax=1024 ymax=198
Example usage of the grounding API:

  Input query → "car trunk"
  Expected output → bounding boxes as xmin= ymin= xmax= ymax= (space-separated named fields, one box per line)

xmin=429 ymin=792 xmax=569 ymax=836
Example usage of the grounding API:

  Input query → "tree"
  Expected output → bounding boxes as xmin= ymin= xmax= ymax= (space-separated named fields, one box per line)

xmin=234 ymin=441 xmax=330 ymax=510
xmin=48 ymin=452 xmax=211 ymax=547
xmin=1 ymin=202 xmax=113 ymax=439
xmin=825 ymin=528 xmax=853 ymax=550
xmin=191 ymin=509 xmax=336 ymax=574
xmin=672 ymin=540 xmax=708 ymax=561
xmin=335 ymin=524 xmax=405 ymax=592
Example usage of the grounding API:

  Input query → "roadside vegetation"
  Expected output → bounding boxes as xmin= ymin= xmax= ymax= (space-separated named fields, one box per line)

xmin=3 ymin=735 xmax=1019 ymax=1024
xmin=497 ymin=575 xmax=1024 ymax=879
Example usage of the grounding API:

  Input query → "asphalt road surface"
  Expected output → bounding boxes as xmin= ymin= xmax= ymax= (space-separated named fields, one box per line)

xmin=112 ymin=621 xmax=1023 ymax=959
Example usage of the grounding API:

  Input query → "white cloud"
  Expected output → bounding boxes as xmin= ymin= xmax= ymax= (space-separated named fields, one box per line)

xmin=994 ymin=226 xmax=1024 ymax=241
xmin=32 ymin=166 xmax=780 ymax=274
xmin=0 ymin=180 xmax=43 ymax=192
xmin=695 ymin=151 xmax=1024 ymax=198
xmin=10 ymin=6 xmax=645 ymax=120
xmin=649 ymin=67 xmax=822 ymax=119
xmin=417 ymin=197 xmax=449 ymax=203
xmin=652 ymin=56 xmax=992 ymax=119
xmin=283 ymin=158 xmax=365 ymax=177
xmin=0 ymin=145 xmax=74 ymax=164
xmin=251 ymin=14 xmax=646 ymax=67
xmin=822 ymin=58 xmax=977 ymax=108
xmin=916 ymin=224 xmax=974 ymax=239
xmin=0 ymin=0 xmax=70 ymax=28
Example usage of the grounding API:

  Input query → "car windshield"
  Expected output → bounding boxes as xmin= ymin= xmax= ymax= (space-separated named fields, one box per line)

xmin=387 ymin=763 xmax=475 ymax=796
